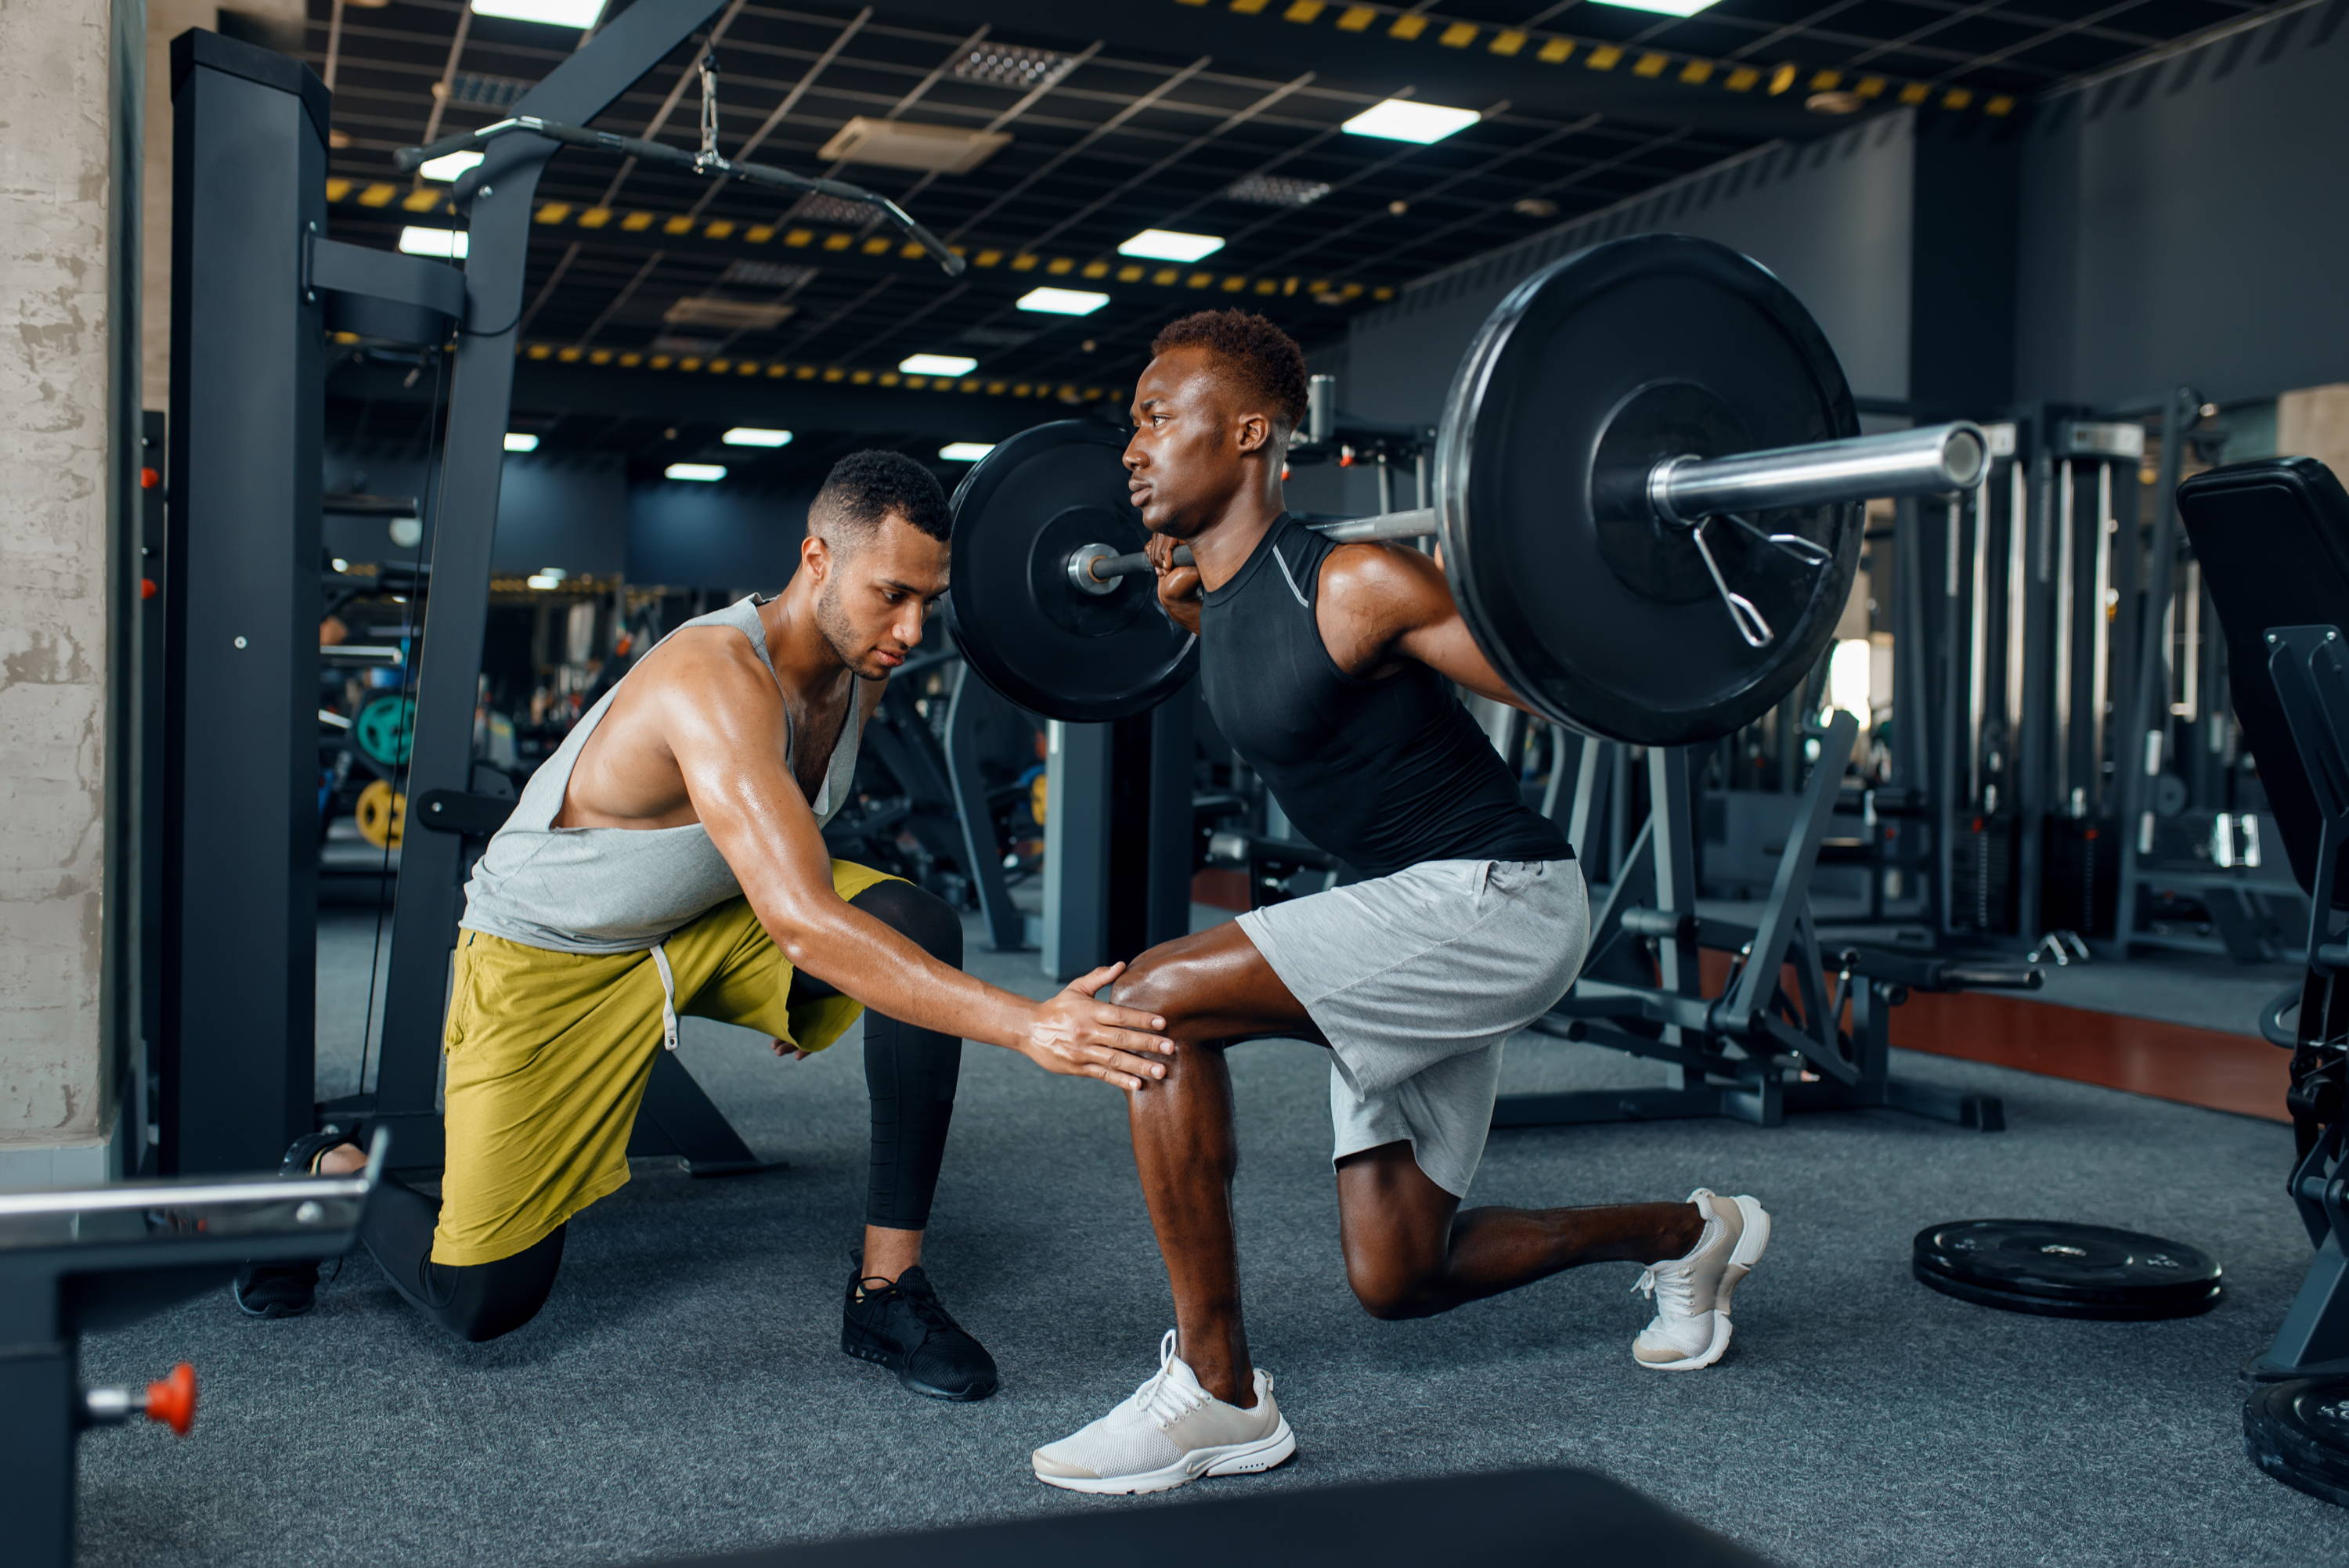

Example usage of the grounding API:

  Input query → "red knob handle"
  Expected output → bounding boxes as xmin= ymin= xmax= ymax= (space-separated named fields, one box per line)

xmin=144 ymin=1363 xmax=197 ymax=1437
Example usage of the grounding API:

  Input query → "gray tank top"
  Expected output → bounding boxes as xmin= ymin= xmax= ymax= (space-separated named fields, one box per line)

xmin=460 ymin=596 xmax=865 ymax=954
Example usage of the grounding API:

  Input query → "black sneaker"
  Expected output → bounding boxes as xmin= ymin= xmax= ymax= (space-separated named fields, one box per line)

xmin=841 ymin=1263 xmax=999 ymax=1401
xmin=232 ymin=1130 xmax=354 ymax=1318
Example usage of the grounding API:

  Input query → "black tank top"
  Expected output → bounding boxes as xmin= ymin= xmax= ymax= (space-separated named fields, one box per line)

xmin=1197 ymin=513 xmax=1571 ymax=879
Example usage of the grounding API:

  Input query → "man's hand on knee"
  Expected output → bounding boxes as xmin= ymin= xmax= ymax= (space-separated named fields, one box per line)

xmin=1016 ymin=961 xmax=1176 ymax=1092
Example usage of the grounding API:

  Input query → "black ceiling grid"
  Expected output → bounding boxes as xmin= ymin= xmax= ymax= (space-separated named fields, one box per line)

xmin=305 ymin=0 xmax=2298 ymax=472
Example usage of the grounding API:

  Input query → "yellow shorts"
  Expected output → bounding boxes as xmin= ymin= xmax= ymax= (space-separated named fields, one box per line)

xmin=432 ymin=860 xmax=900 ymax=1267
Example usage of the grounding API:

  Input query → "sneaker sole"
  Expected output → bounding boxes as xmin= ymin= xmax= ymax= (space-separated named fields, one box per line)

xmin=840 ymin=1332 xmax=998 ymax=1402
xmin=1636 ymin=1195 xmax=1772 ymax=1372
xmin=1032 ymin=1419 xmax=1297 ymax=1495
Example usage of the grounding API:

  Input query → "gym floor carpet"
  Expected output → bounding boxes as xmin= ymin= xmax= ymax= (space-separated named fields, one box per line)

xmin=74 ymin=907 xmax=2347 ymax=1566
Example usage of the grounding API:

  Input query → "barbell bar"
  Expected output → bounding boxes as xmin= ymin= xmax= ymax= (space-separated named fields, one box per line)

xmin=1072 ymin=422 xmax=1987 ymax=608
xmin=946 ymin=234 xmax=1976 ymax=743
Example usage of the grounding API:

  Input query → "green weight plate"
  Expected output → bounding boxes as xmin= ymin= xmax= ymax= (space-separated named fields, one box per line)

xmin=946 ymin=420 xmax=1196 ymax=723
xmin=1436 ymin=233 xmax=1863 ymax=747
xmin=353 ymin=694 xmax=417 ymax=768
xmin=1912 ymin=1219 xmax=2222 ymax=1320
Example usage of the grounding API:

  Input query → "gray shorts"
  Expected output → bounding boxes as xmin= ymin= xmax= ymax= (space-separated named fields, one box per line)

xmin=1235 ymin=857 xmax=1589 ymax=1199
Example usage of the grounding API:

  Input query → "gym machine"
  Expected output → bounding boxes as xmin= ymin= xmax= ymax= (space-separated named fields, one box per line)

xmin=946 ymin=234 xmax=2037 ymax=1130
xmin=1 ymin=1134 xmax=387 ymax=1567
xmin=159 ymin=1 xmax=969 ymax=1177
xmin=2170 ymin=457 xmax=2349 ymax=1506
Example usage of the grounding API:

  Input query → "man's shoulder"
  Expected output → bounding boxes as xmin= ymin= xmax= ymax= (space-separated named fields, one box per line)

xmin=637 ymin=625 xmax=768 ymax=687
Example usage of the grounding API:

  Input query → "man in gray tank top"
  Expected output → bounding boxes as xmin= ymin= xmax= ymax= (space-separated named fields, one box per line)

xmin=259 ymin=453 xmax=1174 ymax=1404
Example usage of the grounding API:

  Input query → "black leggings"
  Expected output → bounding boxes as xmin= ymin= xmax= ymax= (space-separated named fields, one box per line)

xmin=365 ymin=879 xmax=965 ymax=1343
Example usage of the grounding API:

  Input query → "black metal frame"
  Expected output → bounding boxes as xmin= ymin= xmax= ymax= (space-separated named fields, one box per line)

xmin=1 ymin=1143 xmax=384 ymax=1568
xmin=355 ymin=0 xmax=765 ymax=1171
xmin=2247 ymin=623 xmax=2349 ymax=1381
xmin=1497 ymin=715 xmax=2018 ymax=1132
xmin=157 ymin=7 xmax=800 ymax=1180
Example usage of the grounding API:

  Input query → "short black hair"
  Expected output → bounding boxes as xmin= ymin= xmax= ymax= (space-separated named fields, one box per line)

xmin=1150 ymin=309 xmax=1310 ymax=436
xmin=812 ymin=449 xmax=952 ymax=546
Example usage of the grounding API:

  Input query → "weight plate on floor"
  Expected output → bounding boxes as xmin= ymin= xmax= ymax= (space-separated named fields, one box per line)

xmin=355 ymin=778 xmax=406 ymax=850
xmin=1435 ymin=233 xmax=1862 ymax=747
xmin=2245 ymin=1378 xmax=2349 ymax=1509
xmin=1912 ymin=1219 xmax=2222 ymax=1320
xmin=353 ymin=694 xmax=417 ymax=768
xmin=946 ymin=420 xmax=1196 ymax=723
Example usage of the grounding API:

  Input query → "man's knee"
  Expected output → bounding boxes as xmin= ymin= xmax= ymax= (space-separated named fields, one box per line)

xmin=430 ymin=1226 xmax=565 ymax=1343
xmin=1346 ymin=1259 xmax=1442 ymax=1321
xmin=1109 ymin=952 xmax=1214 ymax=1036
xmin=850 ymin=879 xmax=962 ymax=966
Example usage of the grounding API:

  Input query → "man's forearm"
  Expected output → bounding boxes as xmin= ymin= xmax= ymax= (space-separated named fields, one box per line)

xmin=767 ymin=899 xmax=1034 ymax=1049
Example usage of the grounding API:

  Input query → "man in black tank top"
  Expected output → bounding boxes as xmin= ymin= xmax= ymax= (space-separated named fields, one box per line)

xmin=1031 ymin=312 xmax=1774 ymax=1495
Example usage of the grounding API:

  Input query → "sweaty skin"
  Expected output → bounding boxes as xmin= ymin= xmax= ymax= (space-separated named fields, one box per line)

xmin=315 ymin=508 xmax=1176 ymax=1281
xmin=1110 ymin=347 xmax=1703 ymax=1408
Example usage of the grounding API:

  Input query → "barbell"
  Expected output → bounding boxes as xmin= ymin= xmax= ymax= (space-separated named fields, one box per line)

xmin=944 ymin=233 xmax=1988 ymax=747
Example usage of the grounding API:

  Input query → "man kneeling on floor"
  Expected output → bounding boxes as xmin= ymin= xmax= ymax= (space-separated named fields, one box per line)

xmin=1029 ymin=312 xmax=1774 ymax=1491
xmin=242 ymin=451 xmax=1175 ymax=1402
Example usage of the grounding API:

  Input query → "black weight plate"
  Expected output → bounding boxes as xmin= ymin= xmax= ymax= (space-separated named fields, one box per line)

xmin=1912 ymin=1219 xmax=2223 ymax=1320
xmin=945 ymin=421 xmax=1196 ymax=723
xmin=1437 ymin=234 xmax=1862 ymax=746
xmin=2246 ymin=1379 xmax=2349 ymax=1509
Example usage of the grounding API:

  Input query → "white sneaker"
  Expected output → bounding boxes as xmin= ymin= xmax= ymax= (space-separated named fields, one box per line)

xmin=1031 ymin=1330 xmax=1297 ymax=1495
xmin=1631 ymin=1188 xmax=1771 ymax=1371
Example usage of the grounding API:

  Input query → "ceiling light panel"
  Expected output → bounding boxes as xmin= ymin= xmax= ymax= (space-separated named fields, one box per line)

xmin=723 ymin=428 xmax=793 ymax=447
xmin=1224 ymin=174 xmax=1331 ymax=207
xmin=661 ymin=297 xmax=795 ymax=331
xmin=819 ymin=117 xmax=1010 ymax=175
xmin=1117 ymin=229 xmax=1224 ymax=263
xmin=503 ymin=432 xmax=539 ymax=452
xmin=786 ymin=192 xmax=877 ymax=229
xmin=1586 ymin=0 xmax=1721 ymax=15
xmin=722 ymin=259 xmax=821 ymax=289
xmin=398 ymin=226 xmax=467 ymax=258
xmin=437 ymin=71 xmax=532 ymax=111
xmin=939 ymin=443 xmax=994 ymax=463
xmin=419 ymin=149 xmax=483 ymax=182
xmin=1017 ymin=287 xmax=1110 ymax=316
xmin=1341 ymin=99 xmax=1481 ymax=144
xmin=951 ymin=44 xmax=1078 ymax=92
xmin=470 ymin=0 xmax=606 ymax=27
xmin=901 ymin=354 xmax=979 ymax=377
xmin=666 ymin=463 xmax=726 ymax=482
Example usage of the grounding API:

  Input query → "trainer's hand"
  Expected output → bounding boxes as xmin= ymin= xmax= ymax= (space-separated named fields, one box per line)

xmin=1146 ymin=534 xmax=1202 ymax=636
xmin=1017 ymin=961 xmax=1177 ymax=1090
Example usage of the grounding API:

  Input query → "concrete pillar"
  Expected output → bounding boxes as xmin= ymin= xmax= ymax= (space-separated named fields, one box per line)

xmin=0 ymin=0 xmax=126 ymax=1184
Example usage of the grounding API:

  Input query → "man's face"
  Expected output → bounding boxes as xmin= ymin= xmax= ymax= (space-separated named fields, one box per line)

xmin=1122 ymin=345 xmax=1268 ymax=540
xmin=808 ymin=511 xmax=950 ymax=679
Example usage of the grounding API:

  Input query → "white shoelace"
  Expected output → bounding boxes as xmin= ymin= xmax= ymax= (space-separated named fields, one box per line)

xmin=1633 ymin=1260 xmax=1697 ymax=1316
xmin=1129 ymin=1329 xmax=1210 ymax=1429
